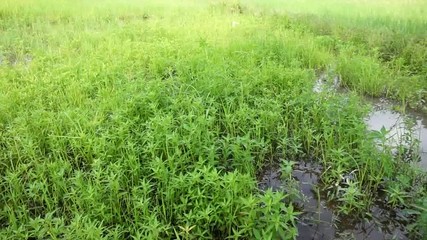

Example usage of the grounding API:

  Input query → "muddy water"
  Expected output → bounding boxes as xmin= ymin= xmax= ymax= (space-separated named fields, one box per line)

xmin=313 ymin=74 xmax=427 ymax=170
xmin=258 ymin=161 xmax=408 ymax=240
xmin=268 ymin=76 xmax=427 ymax=239
xmin=365 ymin=97 xmax=427 ymax=170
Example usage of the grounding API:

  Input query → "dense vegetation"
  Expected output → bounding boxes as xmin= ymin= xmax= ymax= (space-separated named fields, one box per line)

xmin=1 ymin=0 xmax=426 ymax=239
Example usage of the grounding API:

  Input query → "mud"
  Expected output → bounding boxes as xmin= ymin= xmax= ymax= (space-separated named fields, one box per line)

xmin=292 ymin=75 xmax=426 ymax=239
xmin=258 ymin=161 xmax=408 ymax=240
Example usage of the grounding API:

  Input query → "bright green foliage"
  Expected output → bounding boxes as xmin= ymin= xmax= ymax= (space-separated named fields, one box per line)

xmin=0 ymin=0 xmax=426 ymax=239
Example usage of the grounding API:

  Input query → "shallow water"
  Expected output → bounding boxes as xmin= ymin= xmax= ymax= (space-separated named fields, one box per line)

xmin=313 ymin=73 xmax=341 ymax=94
xmin=365 ymin=97 xmax=427 ymax=170
xmin=313 ymin=75 xmax=427 ymax=170
xmin=258 ymin=161 xmax=408 ymax=240
xmin=284 ymin=76 xmax=427 ymax=239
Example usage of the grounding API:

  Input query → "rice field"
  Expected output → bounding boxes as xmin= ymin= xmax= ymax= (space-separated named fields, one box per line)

xmin=1 ymin=0 xmax=426 ymax=239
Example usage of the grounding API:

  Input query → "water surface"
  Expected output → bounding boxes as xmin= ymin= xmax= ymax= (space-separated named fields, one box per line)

xmin=258 ymin=161 xmax=408 ymax=240
xmin=365 ymin=97 xmax=427 ymax=170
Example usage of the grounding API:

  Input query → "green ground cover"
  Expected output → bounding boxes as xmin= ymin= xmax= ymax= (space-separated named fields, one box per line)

xmin=1 ymin=0 xmax=426 ymax=239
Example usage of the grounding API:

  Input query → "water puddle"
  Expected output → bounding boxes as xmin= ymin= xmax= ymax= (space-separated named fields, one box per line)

xmin=280 ymin=74 xmax=427 ymax=239
xmin=258 ymin=161 xmax=408 ymax=240
xmin=365 ymin=97 xmax=427 ymax=170
xmin=313 ymin=74 xmax=427 ymax=170
xmin=313 ymin=73 xmax=341 ymax=94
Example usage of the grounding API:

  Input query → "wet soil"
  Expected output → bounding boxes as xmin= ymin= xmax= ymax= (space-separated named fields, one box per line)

xmin=275 ymin=75 xmax=427 ymax=239
xmin=258 ymin=161 xmax=409 ymax=240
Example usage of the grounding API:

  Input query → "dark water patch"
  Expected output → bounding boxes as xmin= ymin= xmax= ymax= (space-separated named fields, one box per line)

xmin=365 ymin=97 xmax=427 ymax=170
xmin=258 ymin=161 xmax=408 ymax=240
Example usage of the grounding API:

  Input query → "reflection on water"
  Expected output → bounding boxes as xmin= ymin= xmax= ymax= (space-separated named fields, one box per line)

xmin=258 ymin=162 xmax=407 ymax=240
xmin=278 ymin=77 xmax=427 ymax=239
xmin=312 ymin=74 xmax=427 ymax=170
xmin=365 ymin=97 xmax=427 ymax=170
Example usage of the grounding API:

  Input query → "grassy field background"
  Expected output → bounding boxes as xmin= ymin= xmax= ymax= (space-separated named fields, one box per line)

xmin=1 ymin=0 xmax=426 ymax=239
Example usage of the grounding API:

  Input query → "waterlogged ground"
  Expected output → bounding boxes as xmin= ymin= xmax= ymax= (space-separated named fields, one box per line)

xmin=258 ymin=87 xmax=426 ymax=239
xmin=366 ymin=98 xmax=427 ymax=170
xmin=259 ymin=161 xmax=409 ymax=239
xmin=1 ymin=0 xmax=427 ymax=239
xmin=315 ymin=75 xmax=427 ymax=170
xmin=280 ymin=76 xmax=427 ymax=239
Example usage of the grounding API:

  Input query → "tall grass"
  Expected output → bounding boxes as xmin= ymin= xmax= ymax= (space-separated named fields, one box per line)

xmin=1 ymin=0 xmax=426 ymax=239
xmin=244 ymin=0 xmax=427 ymax=33
xmin=244 ymin=0 xmax=427 ymax=107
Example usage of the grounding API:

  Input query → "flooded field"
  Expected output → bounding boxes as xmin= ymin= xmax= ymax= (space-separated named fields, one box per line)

xmin=314 ymin=74 xmax=427 ymax=170
xmin=259 ymin=161 xmax=409 ymax=240
xmin=366 ymin=97 xmax=427 ymax=170
xmin=1 ymin=0 xmax=426 ymax=238
xmin=266 ymin=76 xmax=427 ymax=239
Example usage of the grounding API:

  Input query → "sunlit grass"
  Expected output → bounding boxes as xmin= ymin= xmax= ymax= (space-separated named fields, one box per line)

xmin=1 ymin=0 xmax=426 ymax=239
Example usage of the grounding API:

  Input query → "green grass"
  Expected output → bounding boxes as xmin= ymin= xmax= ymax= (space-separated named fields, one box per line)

xmin=245 ymin=0 xmax=427 ymax=107
xmin=1 ymin=0 xmax=427 ymax=239
xmin=245 ymin=0 xmax=427 ymax=33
